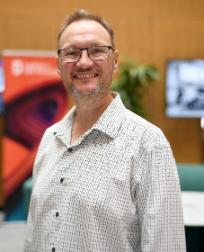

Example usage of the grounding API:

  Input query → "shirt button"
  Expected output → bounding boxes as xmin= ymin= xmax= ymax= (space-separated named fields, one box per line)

xmin=68 ymin=148 xmax=72 ymax=152
xmin=52 ymin=247 xmax=55 ymax=252
xmin=60 ymin=178 xmax=64 ymax=183
xmin=56 ymin=212 xmax=59 ymax=217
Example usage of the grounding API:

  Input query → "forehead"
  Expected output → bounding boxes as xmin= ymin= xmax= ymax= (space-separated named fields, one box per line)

xmin=59 ymin=20 xmax=111 ymax=48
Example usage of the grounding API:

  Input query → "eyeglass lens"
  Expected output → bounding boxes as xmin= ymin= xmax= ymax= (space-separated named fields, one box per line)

xmin=59 ymin=46 xmax=111 ymax=62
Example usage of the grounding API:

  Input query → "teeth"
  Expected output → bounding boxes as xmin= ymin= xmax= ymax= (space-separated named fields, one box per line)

xmin=75 ymin=73 xmax=97 ymax=79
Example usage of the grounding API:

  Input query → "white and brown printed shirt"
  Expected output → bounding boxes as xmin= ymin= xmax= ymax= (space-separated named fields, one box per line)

xmin=24 ymin=93 xmax=186 ymax=252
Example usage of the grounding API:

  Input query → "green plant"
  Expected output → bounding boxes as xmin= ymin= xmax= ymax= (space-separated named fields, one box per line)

xmin=111 ymin=60 xmax=159 ymax=118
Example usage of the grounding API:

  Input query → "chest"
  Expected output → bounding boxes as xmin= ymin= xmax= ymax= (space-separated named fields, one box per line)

xmin=32 ymin=133 xmax=139 ymax=220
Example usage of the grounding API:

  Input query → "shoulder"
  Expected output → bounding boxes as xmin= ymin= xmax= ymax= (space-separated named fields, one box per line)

xmin=35 ymin=113 xmax=68 ymax=156
xmin=121 ymin=109 xmax=170 ymax=149
xmin=40 ymin=104 xmax=75 ymax=141
xmin=32 ymin=116 xmax=67 ymax=181
xmin=36 ymin=121 xmax=61 ymax=150
xmin=42 ymin=121 xmax=62 ymax=139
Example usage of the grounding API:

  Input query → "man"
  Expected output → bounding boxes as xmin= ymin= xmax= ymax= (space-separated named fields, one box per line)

xmin=24 ymin=9 xmax=186 ymax=252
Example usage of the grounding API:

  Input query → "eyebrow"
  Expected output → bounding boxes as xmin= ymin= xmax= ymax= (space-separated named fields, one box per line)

xmin=61 ymin=42 xmax=107 ymax=50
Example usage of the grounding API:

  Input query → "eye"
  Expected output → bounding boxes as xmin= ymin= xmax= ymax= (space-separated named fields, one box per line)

xmin=89 ymin=47 xmax=106 ymax=56
xmin=63 ymin=48 xmax=80 ymax=58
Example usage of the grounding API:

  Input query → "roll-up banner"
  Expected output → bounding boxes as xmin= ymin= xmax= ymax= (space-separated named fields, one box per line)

xmin=2 ymin=50 xmax=69 ymax=219
xmin=0 ymin=60 xmax=4 ymax=210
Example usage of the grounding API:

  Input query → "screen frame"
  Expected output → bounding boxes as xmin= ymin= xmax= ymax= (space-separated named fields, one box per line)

xmin=165 ymin=59 xmax=204 ymax=118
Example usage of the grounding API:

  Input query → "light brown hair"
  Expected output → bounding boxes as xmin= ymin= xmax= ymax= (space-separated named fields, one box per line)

xmin=57 ymin=9 xmax=115 ymax=49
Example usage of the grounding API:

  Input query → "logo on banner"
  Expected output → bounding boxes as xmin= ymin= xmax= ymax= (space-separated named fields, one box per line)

xmin=11 ymin=59 xmax=58 ymax=76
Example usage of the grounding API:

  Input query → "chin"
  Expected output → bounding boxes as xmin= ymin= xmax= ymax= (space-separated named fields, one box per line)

xmin=71 ymin=83 xmax=102 ymax=96
xmin=73 ymin=87 xmax=102 ymax=97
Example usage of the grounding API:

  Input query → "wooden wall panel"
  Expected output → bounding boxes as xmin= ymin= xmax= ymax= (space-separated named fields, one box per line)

xmin=0 ymin=0 xmax=203 ymax=172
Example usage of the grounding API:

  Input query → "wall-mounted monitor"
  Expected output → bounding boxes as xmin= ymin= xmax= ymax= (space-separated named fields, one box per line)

xmin=166 ymin=59 xmax=204 ymax=118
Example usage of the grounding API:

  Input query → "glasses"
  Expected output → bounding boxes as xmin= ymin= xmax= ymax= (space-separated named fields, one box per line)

xmin=57 ymin=46 xmax=113 ymax=63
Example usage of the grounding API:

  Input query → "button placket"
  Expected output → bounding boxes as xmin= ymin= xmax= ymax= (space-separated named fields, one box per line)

xmin=52 ymin=146 xmax=75 ymax=248
xmin=58 ymin=149 xmax=72 ymax=186
xmin=60 ymin=147 xmax=74 ymax=186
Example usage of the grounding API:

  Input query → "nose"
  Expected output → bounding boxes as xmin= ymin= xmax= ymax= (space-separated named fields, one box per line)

xmin=76 ymin=49 xmax=94 ymax=68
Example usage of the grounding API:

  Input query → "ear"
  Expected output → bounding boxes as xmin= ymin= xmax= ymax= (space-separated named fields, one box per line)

xmin=113 ymin=49 xmax=119 ymax=73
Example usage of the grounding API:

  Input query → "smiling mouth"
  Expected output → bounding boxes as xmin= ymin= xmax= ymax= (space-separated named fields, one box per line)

xmin=73 ymin=72 xmax=99 ymax=79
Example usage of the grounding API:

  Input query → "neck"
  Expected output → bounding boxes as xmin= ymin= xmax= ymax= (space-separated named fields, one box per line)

xmin=70 ymin=92 xmax=113 ymax=144
xmin=75 ymin=92 xmax=113 ymax=125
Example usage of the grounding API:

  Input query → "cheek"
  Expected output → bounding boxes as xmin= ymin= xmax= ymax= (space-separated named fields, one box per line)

xmin=104 ymin=62 xmax=114 ymax=77
xmin=61 ymin=64 xmax=73 ymax=79
xmin=62 ymin=62 xmax=72 ymax=72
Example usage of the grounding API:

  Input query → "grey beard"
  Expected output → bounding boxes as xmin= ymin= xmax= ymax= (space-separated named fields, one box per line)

xmin=69 ymin=82 xmax=106 ymax=98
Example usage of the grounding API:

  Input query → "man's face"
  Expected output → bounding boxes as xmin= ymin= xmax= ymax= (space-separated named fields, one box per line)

xmin=57 ymin=20 xmax=119 ymax=98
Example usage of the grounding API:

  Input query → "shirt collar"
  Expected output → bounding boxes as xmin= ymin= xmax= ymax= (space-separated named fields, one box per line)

xmin=92 ymin=92 xmax=126 ymax=138
xmin=55 ymin=92 xmax=127 ymax=139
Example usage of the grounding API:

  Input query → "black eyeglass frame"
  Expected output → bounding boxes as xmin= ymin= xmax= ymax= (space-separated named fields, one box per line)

xmin=57 ymin=45 xmax=113 ymax=62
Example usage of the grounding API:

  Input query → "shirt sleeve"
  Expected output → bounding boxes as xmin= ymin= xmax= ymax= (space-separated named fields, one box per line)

xmin=24 ymin=126 xmax=54 ymax=252
xmin=132 ymin=131 xmax=186 ymax=252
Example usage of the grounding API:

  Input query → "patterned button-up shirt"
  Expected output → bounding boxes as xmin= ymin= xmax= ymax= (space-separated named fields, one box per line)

xmin=24 ymin=93 xmax=186 ymax=252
